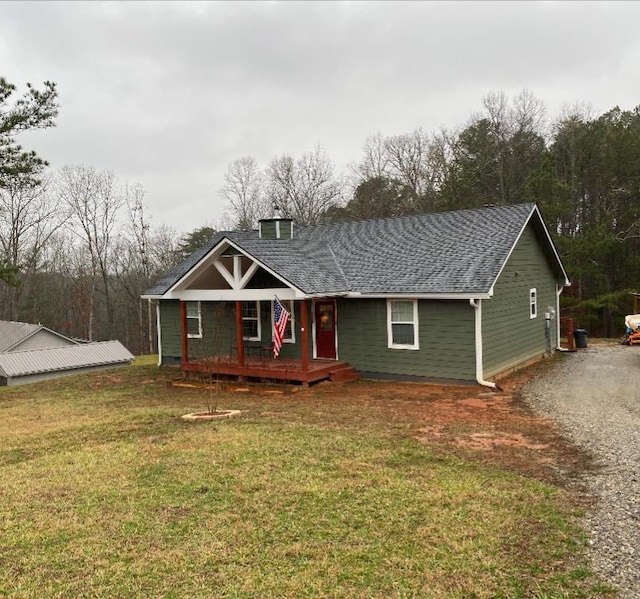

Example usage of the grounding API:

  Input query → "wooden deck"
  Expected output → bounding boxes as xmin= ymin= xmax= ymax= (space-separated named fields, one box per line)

xmin=180 ymin=355 xmax=360 ymax=387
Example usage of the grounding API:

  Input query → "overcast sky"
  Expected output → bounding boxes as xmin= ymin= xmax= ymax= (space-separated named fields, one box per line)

xmin=1 ymin=1 xmax=639 ymax=235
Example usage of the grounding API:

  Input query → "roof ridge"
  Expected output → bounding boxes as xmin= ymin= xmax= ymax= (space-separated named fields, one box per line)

xmin=297 ymin=202 xmax=536 ymax=232
xmin=4 ymin=339 xmax=123 ymax=354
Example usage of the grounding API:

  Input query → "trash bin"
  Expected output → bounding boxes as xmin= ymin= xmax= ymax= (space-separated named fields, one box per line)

xmin=574 ymin=329 xmax=588 ymax=349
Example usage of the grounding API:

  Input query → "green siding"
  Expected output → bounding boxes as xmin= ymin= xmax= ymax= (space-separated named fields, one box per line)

xmin=159 ymin=300 xmax=310 ymax=364
xmin=161 ymin=298 xmax=476 ymax=381
xmin=159 ymin=300 xmax=181 ymax=363
xmin=259 ymin=221 xmax=278 ymax=239
xmin=482 ymin=224 xmax=559 ymax=377
xmin=337 ymin=298 xmax=475 ymax=381
xmin=259 ymin=219 xmax=293 ymax=239
xmin=160 ymin=300 xmax=236 ymax=363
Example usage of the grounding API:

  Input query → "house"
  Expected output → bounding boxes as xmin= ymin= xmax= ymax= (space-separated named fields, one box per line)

xmin=0 ymin=320 xmax=134 ymax=386
xmin=142 ymin=203 xmax=569 ymax=387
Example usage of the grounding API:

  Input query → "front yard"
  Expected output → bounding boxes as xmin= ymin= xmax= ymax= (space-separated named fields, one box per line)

xmin=0 ymin=357 xmax=614 ymax=598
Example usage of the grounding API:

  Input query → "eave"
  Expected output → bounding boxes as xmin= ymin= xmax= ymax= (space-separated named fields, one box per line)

xmin=345 ymin=291 xmax=492 ymax=300
xmin=487 ymin=204 xmax=570 ymax=296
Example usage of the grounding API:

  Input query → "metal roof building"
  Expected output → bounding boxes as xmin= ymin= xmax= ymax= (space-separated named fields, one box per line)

xmin=0 ymin=321 xmax=134 ymax=386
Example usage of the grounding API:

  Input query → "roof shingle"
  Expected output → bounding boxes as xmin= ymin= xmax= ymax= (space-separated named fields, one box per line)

xmin=145 ymin=203 xmax=564 ymax=297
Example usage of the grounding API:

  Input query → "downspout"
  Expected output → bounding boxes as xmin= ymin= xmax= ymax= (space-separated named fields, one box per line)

xmin=556 ymin=284 xmax=566 ymax=351
xmin=155 ymin=301 xmax=162 ymax=367
xmin=469 ymin=298 xmax=498 ymax=390
xmin=545 ymin=310 xmax=552 ymax=356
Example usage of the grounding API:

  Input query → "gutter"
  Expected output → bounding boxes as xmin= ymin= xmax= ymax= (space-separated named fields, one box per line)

xmin=469 ymin=298 xmax=499 ymax=390
xmin=347 ymin=292 xmax=491 ymax=300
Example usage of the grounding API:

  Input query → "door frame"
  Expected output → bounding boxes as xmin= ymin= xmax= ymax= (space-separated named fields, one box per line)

xmin=312 ymin=298 xmax=338 ymax=360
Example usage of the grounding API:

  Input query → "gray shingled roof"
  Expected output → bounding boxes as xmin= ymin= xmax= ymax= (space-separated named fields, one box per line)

xmin=145 ymin=203 xmax=565 ymax=297
xmin=0 ymin=341 xmax=134 ymax=379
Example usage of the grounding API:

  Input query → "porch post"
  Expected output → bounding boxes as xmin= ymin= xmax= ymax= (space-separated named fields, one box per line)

xmin=300 ymin=299 xmax=309 ymax=372
xmin=235 ymin=300 xmax=245 ymax=367
xmin=180 ymin=300 xmax=189 ymax=365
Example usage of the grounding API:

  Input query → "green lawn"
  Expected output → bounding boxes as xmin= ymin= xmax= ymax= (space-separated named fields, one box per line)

xmin=0 ymin=358 xmax=613 ymax=598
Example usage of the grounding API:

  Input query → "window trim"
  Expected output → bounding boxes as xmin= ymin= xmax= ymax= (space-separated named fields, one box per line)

xmin=242 ymin=300 xmax=261 ymax=341
xmin=387 ymin=299 xmax=419 ymax=350
xmin=529 ymin=288 xmax=537 ymax=319
xmin=186 ymin=301 xmax=202 ymax=339
xmin=271 ymin=299 xmax=295 ymax=344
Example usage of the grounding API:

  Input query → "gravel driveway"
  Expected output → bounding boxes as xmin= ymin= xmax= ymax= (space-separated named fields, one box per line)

xmin=521 ymin=344 xmax=640 ymax=597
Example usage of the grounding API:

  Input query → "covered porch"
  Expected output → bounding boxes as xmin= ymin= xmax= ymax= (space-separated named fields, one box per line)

xmin=178 ymin=299 xmax=359 ymax=387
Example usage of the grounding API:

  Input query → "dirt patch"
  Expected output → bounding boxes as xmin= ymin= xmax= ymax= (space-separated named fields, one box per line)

xmin=456 ymin=432 xmax=550 ymax=451
xmin=298 ymin=356 xmax=594 ymax=487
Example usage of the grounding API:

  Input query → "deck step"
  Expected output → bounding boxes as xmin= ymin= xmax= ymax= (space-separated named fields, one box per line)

xmin=328 ymin=365 xmax=362 ymax=383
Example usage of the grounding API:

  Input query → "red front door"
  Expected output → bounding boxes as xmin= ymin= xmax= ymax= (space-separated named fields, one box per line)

xmin=315 ymin=299 xmax=337 ymax=359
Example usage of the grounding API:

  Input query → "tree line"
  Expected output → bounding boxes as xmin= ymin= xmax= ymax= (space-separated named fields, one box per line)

xmin=221 ymin=91 xmax=640 ymax=336
xmin=0 ymin=78 xmax=186 ymax=353
xmin=2 ymin=78 xmax=638 ymax=350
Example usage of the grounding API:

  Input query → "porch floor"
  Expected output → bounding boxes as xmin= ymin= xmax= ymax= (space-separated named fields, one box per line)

xmin=180 ymin=355 xmax=360 ymax=387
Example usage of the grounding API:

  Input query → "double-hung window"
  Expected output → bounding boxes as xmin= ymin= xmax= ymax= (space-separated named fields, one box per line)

xmin=242 ymin=301 xmax=261 ymax=340
xmin=387 ymin=299 xmax=419 ymax=350
xmin=186 ymin=301 xmax=202 ymax=338
xmin=529 ymin=288 xmax=537 ymax=319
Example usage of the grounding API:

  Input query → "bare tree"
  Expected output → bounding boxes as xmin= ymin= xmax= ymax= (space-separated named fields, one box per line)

xmin=356 ymin=133 xmax=389 ymax=181
xmin=384 ymin=128 xmax=431 ymax=196
xmin=149 ymin=224 xmax=181 ymax=273
xmin=111 ymin=184 xmax=155 ymax=353
xmin=267 ymin=145 xmax=343 ymax=225
xmin=484 ymin=90 xmax=547 ymax=205
xmin=0 ymin=174 xmax=63 ymax=319
xmin=512 ymin=89 xmax=547 ymax=137
xmin=218 ymin=156 xmax=268 ymax=229
xmin=26 ymin=228 xmax=90 ymax=339
xmin=58 ymin=165 xmax=123 ymax=340
xmin=352 ymin=128 xmax=445 ymax=214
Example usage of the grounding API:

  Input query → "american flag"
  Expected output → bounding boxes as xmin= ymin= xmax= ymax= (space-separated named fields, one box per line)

xmin=273 ymin=297 xmax=291 ymax=358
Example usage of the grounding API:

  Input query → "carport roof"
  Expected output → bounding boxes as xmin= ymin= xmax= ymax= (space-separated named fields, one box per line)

xmin=0 ymin=341 xmax=134 ymax=379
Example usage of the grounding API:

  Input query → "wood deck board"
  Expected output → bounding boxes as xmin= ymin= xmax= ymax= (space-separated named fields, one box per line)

xmin=181 ymin=356 xmax=350 ymax=385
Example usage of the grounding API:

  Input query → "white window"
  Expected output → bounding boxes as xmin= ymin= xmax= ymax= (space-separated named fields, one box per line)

xmin=272 ymin=299 xmax=295 ymax=343
xmin=529 ymin=288 xmax=537 ymax=319
xmin=242 ymin=301 xmax=261 ymax=340
xmin=186 ymin=301 xmax=202 ymax=338
xmin=387 ymin=299 xmax=419 ymax=350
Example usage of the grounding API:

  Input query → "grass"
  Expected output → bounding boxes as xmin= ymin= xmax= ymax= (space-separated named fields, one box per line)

xmin=0 ymin=358 xmax=614 ymax=598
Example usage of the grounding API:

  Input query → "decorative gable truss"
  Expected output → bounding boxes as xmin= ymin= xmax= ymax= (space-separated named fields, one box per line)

xmin=214 ymin=254 xmax=259 ymax=291
xmin=165 ymin=239 xmax=304 ymax=302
